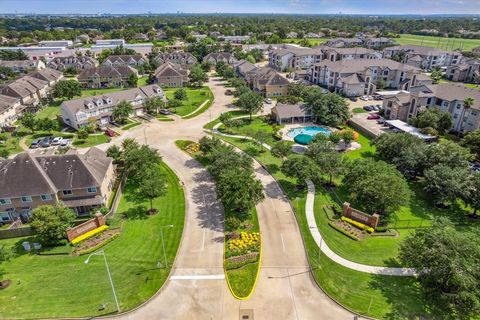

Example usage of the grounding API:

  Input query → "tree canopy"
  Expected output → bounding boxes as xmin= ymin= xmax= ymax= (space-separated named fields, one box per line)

xmin=53 ymin=80 xmax=82 ymax=99
xmin=234 ymin=91 xmax=263 ymax=120
xmin=30 ymin=204 xmax=76 ymax=245
xmin=308 ymin=93 xmax=350 ymax=127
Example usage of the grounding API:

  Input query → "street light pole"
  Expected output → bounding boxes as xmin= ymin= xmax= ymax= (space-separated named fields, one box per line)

xmin=160 ymin=225 xmax=174 ymax=268
xmin=84 ymin=250 xmax=120 ymax=313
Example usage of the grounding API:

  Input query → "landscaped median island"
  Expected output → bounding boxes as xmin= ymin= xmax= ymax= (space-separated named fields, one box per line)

xmin=164 ymin=86 xmax=213 ymax=118
xmin=0 ymin=148 xmax=185 ymax=318
xmin=175 ymin=139 xmax=262 ymax=299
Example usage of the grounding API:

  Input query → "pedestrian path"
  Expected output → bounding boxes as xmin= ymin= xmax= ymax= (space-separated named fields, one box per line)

xmin=305 ymin=180 xmax=418 ymax=276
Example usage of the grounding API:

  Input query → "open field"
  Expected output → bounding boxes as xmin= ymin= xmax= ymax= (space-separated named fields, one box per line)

xmin=0 ymin=162 xmax=185 ymax=318
xmin=396 ymin=34 xmax=480 ymax=51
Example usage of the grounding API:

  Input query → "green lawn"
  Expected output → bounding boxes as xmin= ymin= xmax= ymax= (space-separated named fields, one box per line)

xmin=72 ymin=133 xmax=111 ymax=148
xmin=0 ymin=131 xmax=23 ymax=155
xmin=203 ymin=110 xmax=248 ymax=130
xmin=219 ymin=116 xmax=282 ymax=146
xmin=164 ymin=86 xmax=213 ymax=117
xmin=137 ymin=76 xmax=149 ymax=87
xmin=352 ymin=107 xmax=367 ymax=114
xmin=395 ymin=34 xmax=480 ymax=51
xmin=81 ymin=87 xmax=129 ymax=98
xmin=121 ymin=119 xmax=141 ymax=130
xmin=0 ymin=161 xmax=185 ymax=318
xmin=34 ymin=99 xmax=63 ymax=120
xmin=465 ymin=83 xmax=480 ymax=90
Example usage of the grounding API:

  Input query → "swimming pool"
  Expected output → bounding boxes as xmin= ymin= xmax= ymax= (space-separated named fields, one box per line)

xmin=286 ymin=126 xmax=331 ymax=139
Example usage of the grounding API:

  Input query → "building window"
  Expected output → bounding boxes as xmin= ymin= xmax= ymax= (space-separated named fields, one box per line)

xmin=0 ymin=198 xmax=11 ymax=205
xmin=63 ymin=190 xmax=73 ymax=195
xmin=21 ymin=196 xmax=32 ymax=203
xmin=87 ymin=187 xmax=97 ymax=193
xmin=41 ymin=194 xmax=52 ymax=201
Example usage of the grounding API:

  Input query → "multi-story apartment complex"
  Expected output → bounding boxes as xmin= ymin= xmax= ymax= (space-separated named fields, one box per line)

xmin=61 ymin=84 xmax=164 ymax=129
xmin=154 ymin=62 xmax=189 ymax=87
xmin=0 ymin=147 xmax=115 ymax=221
xmin=47 ymin=55 xmax=98 ymax=71
xmin=445 ymin=59 xmax=480 ymax=83
xmin=154 ymin=52 xmax=197 ymax=66
xmin=243 ymin=66 xmax=290 ymax=97
xmin=383 ymin=45 xmax=462 ymax=70
xmin=307 ymin=59 xmax=421 ymax=97
xmin=383 ymin=83 xmax=480 ymax=133
xmin=77 ymin=66 xmax=138 ymax=89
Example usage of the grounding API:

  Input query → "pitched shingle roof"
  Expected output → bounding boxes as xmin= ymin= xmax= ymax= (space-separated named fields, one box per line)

xmin=154 ymin=61 xmax=187 ymax=78
xmin=78 ymin=65 xmax=136 ymax=80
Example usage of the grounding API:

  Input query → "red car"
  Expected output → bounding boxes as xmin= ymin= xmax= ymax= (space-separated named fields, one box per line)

xmin=367 ymin=114 xmax=380 ymax=120
xmin=104 ymin=128 xmax=116 ymax=137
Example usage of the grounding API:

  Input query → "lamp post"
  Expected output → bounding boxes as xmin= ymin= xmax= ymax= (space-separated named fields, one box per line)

xmin=84 ymin=250 xmax=120 ymax=313
xmin=160 ymin=225 xmax=174 ymax=268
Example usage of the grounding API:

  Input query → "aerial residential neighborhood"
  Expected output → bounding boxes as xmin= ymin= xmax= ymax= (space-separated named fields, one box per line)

xmin=0 ymin=1 xmax=480 ymax=320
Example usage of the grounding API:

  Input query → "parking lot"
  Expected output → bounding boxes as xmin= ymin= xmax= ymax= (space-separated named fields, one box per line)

xmin=348 ymin=96 xmax=392 ymax=137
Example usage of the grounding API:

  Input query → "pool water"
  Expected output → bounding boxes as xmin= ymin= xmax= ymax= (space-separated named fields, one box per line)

xmin=286 ymin=126 xmax=331 ymax=139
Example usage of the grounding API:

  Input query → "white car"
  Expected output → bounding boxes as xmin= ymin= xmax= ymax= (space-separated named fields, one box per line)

xmin=360 ymin=95 xmax=369 ymax=101
xmin=51 ymin=137 xmax=64 ymax=145
xmin=59 ymin=139 xmax=71 ymax=148
xmin=264 ymin=98 xmax=272 ymax=104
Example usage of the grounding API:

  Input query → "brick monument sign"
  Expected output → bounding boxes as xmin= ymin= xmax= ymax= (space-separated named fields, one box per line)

xmin=66 ymin=212 xmax=106 ymax=242
xmin=342 ymin=202 xmax=380 ymax=229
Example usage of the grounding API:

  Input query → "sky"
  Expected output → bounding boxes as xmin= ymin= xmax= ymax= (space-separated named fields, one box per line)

xmin=0 ymin=0 xmax=479 ymax=15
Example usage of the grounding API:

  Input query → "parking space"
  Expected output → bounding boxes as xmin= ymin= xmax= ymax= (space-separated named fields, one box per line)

xmin=29 ymin=136 xmax=72 ymax=152
xmin=351 ymin=112 xmax=395 ymax=137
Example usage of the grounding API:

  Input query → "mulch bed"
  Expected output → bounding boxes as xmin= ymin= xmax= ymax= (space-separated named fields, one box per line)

xmin=71 ymin=229 xmax=121 ymax=255
xmin=332 ymin=219 xmax=366 ymax=240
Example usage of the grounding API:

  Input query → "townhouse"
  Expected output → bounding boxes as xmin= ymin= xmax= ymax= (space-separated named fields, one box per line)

xmin=0 ymin=147 xmax=115 ymax=221
xmin=0 ymin=94 xmax=22 ymax=127
xmin=307 ymin=59 xmax=421 ymax=97
xmin=154 ymin=52 xmax=198 ymax=66
xmin=47 ymin=56 xmax=98 ymax=71
xmin=445 ymin=59 xmax=480 ymax=83
xmin=77 ymin=66 xmax=138 ymax=89
xmin=0 ymin=68 xmax=63 ymax=109
xmin=0 ymin=60 xmax=45 ymax=73
xmin=383 ymin=83 xmax=480 ymax=133
xmin=154 ymin=62 xmax=189 ymax=87
xmin=101 ymin=55 xmax=148 ymax=68
xmin=383 ymin=45 xmax=462 ymax=70
xmin=203 ymin=52 xmax=236 ymax=65
xmin=61 ymin=84 xmax=165 ymax=129
xmin=244 ymin=67 xmax=290 ymax=97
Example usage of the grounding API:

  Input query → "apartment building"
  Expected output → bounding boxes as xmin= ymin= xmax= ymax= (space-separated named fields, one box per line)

xmin=47 ymin=55 xmax=98 ymax=71
xmin=324 ymin=38 xmax=364 ymax=48
xmin=383 ymin=45 xmax=462 ymax=70
xmin=320 ymin=47 xmax=381 ymax=62
xmin=61 ymin=84 xmax=165 ymax=129
xmin=0 ymin=147 xmax=115 ymax=221
xmin=203 ymin=52 xmax=236 ymax=65
xmin=445 ymin=59 xmax=480 ymax=83
xmin=0 ymin=60 xmax=45 ymax=73
xmin=244 ymin=67 xmax=290 ymax=97
xmin=269 ymin=47 xmax=323 ymax=71
xmin=154 ymin=52 xmax=198 ymax=66
xmin=77 ymin=66 xmax=138 ymax=89
xmin=308 ymin=59 xmax=421 ymax=97
xmin=154 ymin=62 xmax=189 ymax=87
xmin=101 ymin=55 xmax=148 ymax=68
xmin=383 ymin=83 xmax=480 ymax=133
xmin=363 ymin=37 xmax=395 ymax=48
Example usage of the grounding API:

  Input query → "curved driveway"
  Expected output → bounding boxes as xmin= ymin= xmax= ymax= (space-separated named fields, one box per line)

xmin=96 ymin=76 xmax=355 ymax=319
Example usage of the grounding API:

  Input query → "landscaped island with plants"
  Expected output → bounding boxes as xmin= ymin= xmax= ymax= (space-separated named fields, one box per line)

xmin=176 ymin=138 xmax=263 ymax=299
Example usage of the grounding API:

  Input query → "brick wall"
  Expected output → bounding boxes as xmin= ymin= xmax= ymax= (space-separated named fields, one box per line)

xmin=66 ymin=212 xmax=106 ymax=242
xmin=342 ymin=202 xmax=380 ymax=229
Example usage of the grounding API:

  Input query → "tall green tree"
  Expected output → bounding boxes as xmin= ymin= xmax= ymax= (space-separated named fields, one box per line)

xmin=458 ymin=97 xmax=475 ymax=134
xmin=271 ymin=140 xmax=292 ymax=158
xmin=127 ymin=72 xmax=138 ymax=88
xmin=399 ymin=218 xmax=480 ymax=319
xmin=174 ymin=88 xmax=187 ymax=101
xmin=189 ymin=64 xmax=208 ymax=87
xmin=19 ymin=112 xmax=37 ymax=133
xmin=112 ymin=101 xmax=133 ymax=123
xmin=465 ymin=172 xmax=480 ymax=216
xmin=234 ymin=91 xmax=263 ymax=120
xmin=461 ymin=129 xmax=480 ymax=159
xmin=343 ymin=158 xmax=411 ymax=215
xmin=123 ymin=143 xmax=162 ymax=183
xmin=424 ymin=164 xmax=471 ymax=206
xmin=53 ymin=80 xmax=81 ymax=99
xmin=30 ymin=204 xmax=76 ymax=245
xmin=309 ymin=93 xmax=350 ymax=127
xmin=424 ymin=140 xmax=473 ymax=170
xmin=139 ymin=167 xmax=167 ymax=212
xmin=281 ymin=154 xmax=318 ymax=186
xmin=305 ymin=139 xmax=344 ymax=185
xmin=143 ymin=96 xmax=165 ymax=114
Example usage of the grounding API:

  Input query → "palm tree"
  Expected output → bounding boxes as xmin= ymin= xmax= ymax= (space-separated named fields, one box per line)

xmin=458 ymin=97 xmax=475 ymax=135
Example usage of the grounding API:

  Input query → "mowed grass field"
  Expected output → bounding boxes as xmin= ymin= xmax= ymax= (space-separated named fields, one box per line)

xmin=0 ymin=162 xmax=185 ymax=318
xmin=396 ymin=34 xmax=480 ymax=51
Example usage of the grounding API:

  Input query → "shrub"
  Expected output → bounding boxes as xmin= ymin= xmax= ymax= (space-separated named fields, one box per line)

xmin=328 ymin=221 xmax=360 ymax=241
xmin=341 ymin=216 xmax=374 ymax=233
xmin=71 ymin=225 xmax=109 ymax=245
xmin=225 ymin=216 xmax=242 ymax=231
xmin=225 ymin=252 xmax=259 ymax=270
xmin=77 ymin=233 xmax=119 ymax=255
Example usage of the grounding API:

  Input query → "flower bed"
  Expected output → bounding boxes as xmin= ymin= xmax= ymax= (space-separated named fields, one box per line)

xmin=328 ymin=220 xmax=362 ymax=241
xmin=71 ymin=225 xmax=109 ymax=245
xmin=226 ymin=231 xmax=260 ymax=258
xmin=225 ymin=252 xmax=259 ymax=270
xmin=341 ymin=216 xmax=375 ymax=233
xmin=72 ymin=228 xmax=121 ymax=255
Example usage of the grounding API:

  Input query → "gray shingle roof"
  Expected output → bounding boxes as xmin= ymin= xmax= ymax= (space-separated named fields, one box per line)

xmin=272 ymin=103 xmax=311 ymax=119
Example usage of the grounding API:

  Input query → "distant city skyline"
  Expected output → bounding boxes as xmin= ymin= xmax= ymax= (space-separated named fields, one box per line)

xmin=1 ymin=0 xmax=480 ymax=15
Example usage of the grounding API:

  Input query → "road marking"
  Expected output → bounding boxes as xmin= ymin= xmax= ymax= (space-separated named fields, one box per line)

xmin=201 ymin=228 xmax=206 ymax=251
xmin=280 ymin=233 xmax=286 ymax=253
xmin=170 ymin=274 xmax=225 ymax=280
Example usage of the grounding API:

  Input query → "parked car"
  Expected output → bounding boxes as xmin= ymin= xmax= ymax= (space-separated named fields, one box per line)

xmin=363 ymin=105 xmax=374 ymax=111
xmin=104 ymin=129 xmax=116 ymax=137
xmin=40 ymin=136 xmax=53 ymax=148
xmin=349 ymin=97 xmax=358 ymax=102
xmin=59 ymin=139 xmax=70 ymax=148
xmin=367 ymin=114 xmax=380 ymax=120
xmin=225 ymin=89 xmax=233 ymax=96
xmin=264 ymin=98 xmax=272 ymax=104
xmin=360 ymin=95 xmax=369 ymax=101
xmin=30 ymin=139 xmax=40 ymax=149
xmin=159 ymin=109 xmax=172 ymax=115
xmin=373 ymin=95 xmax=383 ymax=100
xmin=51 ymin=137 xmax=64 ymax=145
xmin=376 ymin=117 xmax=385 ymax=124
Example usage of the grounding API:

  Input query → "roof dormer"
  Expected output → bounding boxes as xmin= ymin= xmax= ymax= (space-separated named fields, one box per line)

xmin=84 ymin=100 xmax=95 ymax=109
